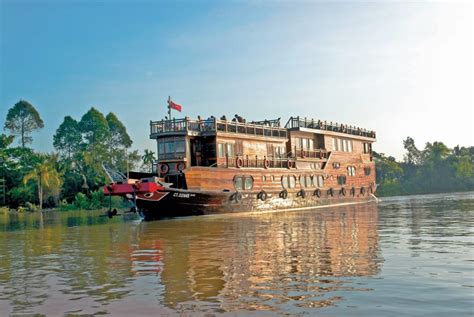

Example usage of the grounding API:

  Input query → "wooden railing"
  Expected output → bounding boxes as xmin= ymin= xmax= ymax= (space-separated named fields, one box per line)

xmin=150 ymin=118 xmax=287 ymax=138
xmin=285 ymin=116 xmax=376 ymax=139
xmin=217 ymin=155 xmax=295 ymax=169
xmin=293 ymin=148 xmax=328 ymax=159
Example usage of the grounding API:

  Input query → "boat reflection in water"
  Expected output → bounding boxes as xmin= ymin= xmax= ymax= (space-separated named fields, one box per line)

xmin=133 ymin=202 xmax=381 ymax=313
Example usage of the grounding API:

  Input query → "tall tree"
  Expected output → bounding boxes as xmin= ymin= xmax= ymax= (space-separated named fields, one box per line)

xmin=23 ymin=154 xmax=62 ymax=209
xmin=53 ymin=116 xmax=82 ymax=159
xmin=403 ymin=137 xmax=422 ymax=165
xmin=106 ymin=112 xmax=132 ymax=149
xmin=79 ymin=107 xmax=109 ymax=156
xmin=142 ymin=149 xmax=155 ymax=172
xmin=4 ymin=100 xmax=44 ymax=148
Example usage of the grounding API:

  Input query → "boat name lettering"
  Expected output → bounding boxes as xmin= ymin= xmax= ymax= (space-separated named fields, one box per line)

xmin=173 ymin=193 xmax=196 ymax=198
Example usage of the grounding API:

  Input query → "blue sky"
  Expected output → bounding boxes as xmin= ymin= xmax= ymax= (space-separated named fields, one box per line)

xmin=1 ymin=1 xmax=472 ymax=158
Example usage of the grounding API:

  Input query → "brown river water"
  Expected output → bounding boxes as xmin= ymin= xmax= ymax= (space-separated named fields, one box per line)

xmin=0 ymin=192 xmax=473 ymax=316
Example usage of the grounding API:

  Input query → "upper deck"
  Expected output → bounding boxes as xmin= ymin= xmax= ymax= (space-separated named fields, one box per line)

xmin=150 ymin=117 xmax=288 ymax=139
xmin=285 ymin=116 xmax=376 ymax=140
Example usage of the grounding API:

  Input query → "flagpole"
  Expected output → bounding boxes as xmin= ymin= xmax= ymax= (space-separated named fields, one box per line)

xmin=168 ymin=96 xmax=172 ymax=120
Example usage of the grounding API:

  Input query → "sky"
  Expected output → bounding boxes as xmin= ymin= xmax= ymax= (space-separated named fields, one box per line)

xmin=1 ymin=0 xmax=473 ymax=159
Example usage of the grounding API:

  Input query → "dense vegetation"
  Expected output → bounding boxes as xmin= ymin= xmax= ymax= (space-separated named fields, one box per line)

xmin=374 ymin=137 xmax=474 ymax=196
xmin=0 ymin=99 xmax=473 ymax=210
xmin=1 ymin=100 xmax=150 ymax=211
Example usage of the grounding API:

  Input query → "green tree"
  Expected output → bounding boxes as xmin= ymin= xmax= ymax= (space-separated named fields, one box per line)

xmin=53 ymin=116 xmax=82 ymax=159
xmin=4 ymin=100 xmax=44 ymax=148
xmin=403 ymin=137 xmax=422 ymax=165
xmin=106 ymin=112 xmax=132 ymax=149
xmin=142 ymin=149 xmax=155 ymax=172
xmin=79 ymin=107 xmax=109 ymax=156
xmin=23 ymin=154 xmax=62 ymax=209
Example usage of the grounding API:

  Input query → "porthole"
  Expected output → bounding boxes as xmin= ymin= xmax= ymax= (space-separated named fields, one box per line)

xmin=299 ymin=175 xmax=306 ymax=187
xmin=337 ymin=175 xmax=347 ymax=185
xmin=281 ymin=176 xmax=289 ymax=188
xmin=234 ymin=176 xmax=253 ymax=191
xmin=306 ymin=175 xmax=312 ymax=188
xmin=289 ymin=175 xmax=296 ymax=188
xmin=333 ymin=162 xmax=341 ymax=169
xmin=347 ymin=166 xmax=356 ymax=176
xmin=317 ymin=175 xmax=324 ymax=187
xmin=262 ymin=175 xmax=267 ymax=182
xmin=282 ymin=175 xmax=297 ymax=189
xmin=270 ymin=175 xmax=275 ymax=182
xmin=144 ymin=193 xmax=153 ymax=198
xmin=234 ymin=177 xmax=243 ymax=191
xmin=244 ymin=177 xmax=254 ymax=190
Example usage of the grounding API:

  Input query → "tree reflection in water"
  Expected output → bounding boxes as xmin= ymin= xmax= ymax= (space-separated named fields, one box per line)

xmin=0 ymin=203 xmax=381 ymax=315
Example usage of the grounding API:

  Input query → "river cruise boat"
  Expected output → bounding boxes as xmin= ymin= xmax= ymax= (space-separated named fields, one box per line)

xmin=104 ymin=114 xmax=377 ymax=221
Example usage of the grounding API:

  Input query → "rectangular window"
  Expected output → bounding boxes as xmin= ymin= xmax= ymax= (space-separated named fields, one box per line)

xmin=302 ymin=138 xmax=308 ymax=149
xmin=364 ymin=143 xmax=370 ymax=154
xmin=175 ymin=140 xmax=185 ymax=153
xmin=332 ymin=138 xmax=337 ymax=151
xmin=337 ymin=138 xmax=342 ymax=151
xmin=218 ymin=143 xmax=225 ymax=158
xmin=348 ymin=140 xmax=353 ymax=152
xmin=309 ymin=139 xmax=314 ymax=150
xmin=158 ymin=141 xmax=164 ymax=154
xmin=227 ymin=143 xmax=234 ymax=157
xmin=165 ymin=141 xmax=174 ymax=153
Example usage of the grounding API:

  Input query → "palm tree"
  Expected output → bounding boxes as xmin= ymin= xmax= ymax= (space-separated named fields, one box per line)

xmin=23 ymin=154 xmax=62 ymax=210
xmin=142 ymin=149 xmax=155 ymax=173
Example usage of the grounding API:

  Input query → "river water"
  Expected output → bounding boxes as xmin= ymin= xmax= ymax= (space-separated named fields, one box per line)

xmin=0 ymin=192 xmax=473 ymax=316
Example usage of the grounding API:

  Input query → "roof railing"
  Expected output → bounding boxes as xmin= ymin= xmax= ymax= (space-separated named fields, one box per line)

xmin=150 ymin=117 xmax=288 ymax=138
xmin=285 ymin=116 xmax=376 ymax=139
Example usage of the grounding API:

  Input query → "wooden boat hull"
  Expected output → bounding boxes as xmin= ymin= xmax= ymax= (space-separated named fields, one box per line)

xmin=135 ymin=187 xmax=376 ymax=221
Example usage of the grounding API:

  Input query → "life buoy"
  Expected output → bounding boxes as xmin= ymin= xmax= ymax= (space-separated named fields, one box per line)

xmin=263 ymin=159 xmax=270 ymax=169
xmin=230 ymin=192 xmax=242 ymax=202
xmin=257 ymin=191 xmax=267 ymax=201
xmin=314 ymin=189 xmax=321 ymax=198
xmin=360 ymin=187 xmax=366 ymax=196
xmin=327 ymin=188 xmax=334 ymax=197
xmin=159 ymin=163 xmax=169 ymax=174
xmin=340 ymin=187 xmax=346 ymax=196
xmin=279 ymin=190 xmax=288 ymax=199
xmin=176 ymin=162 xmax=185 ymax=171
xmin=236 ymin=157 xmax=243 ymax=168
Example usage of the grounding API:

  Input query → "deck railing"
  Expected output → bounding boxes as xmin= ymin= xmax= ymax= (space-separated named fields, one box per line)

xmin=285 ymin=116 xmax=376 ymax=139
xmin=150 ymin=118 xmax=287 ymax=138
xmin=293 ymin=148 xmax=328 ymax=159
xmin=217 ymin=155 xmax=295 ymax=169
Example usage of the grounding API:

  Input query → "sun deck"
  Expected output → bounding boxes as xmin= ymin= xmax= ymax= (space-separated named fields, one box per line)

xmin=150 ymin=117 xmax=287 ymax=139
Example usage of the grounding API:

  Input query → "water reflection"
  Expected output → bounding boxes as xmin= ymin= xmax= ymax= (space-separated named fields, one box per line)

xmin=133 ymin=203 xmax=381 ymax=313
xmin=0 ymin=203 xmax=381 ymax=315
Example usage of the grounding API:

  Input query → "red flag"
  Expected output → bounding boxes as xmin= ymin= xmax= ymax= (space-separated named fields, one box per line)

xmin=169 ymin=100 xmax=182 ymax=112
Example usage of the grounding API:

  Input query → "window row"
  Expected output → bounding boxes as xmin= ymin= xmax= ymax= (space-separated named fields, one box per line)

xmin=234 ymin=176 xmax=254 ymax=191
xmin=282 ymin=174 xmax=325 ymax=189
xmin=292 ymin=137 xmax=315 ymax=150
xmin=332 ymin=137 xmax=353 ymax=152
xmin=158 ymin=137 xmax=185 ymax=155
xmin=218 ymin=143 xmax=235 ymax=158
